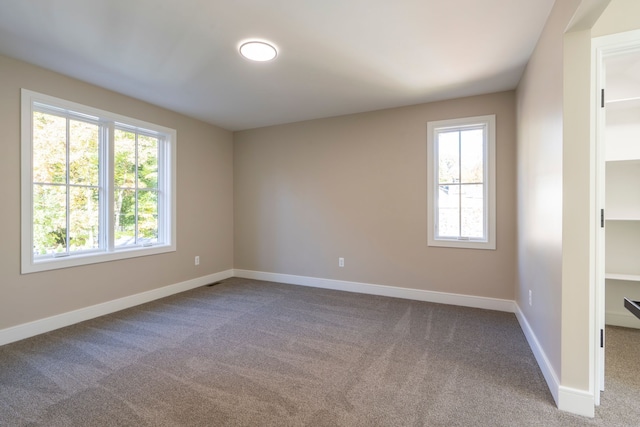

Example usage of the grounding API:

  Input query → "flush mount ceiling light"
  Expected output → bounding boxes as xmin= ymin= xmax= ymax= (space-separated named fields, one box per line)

xmin=239 ymin=41 xmax=278 ymax=62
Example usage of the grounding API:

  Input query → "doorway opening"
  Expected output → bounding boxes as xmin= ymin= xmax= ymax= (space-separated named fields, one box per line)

xmin=594 ymin=29 xmax=640 ymax=410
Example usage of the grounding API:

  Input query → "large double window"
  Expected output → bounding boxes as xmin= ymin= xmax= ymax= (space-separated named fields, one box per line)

xmin=427 ymin=115 xmax=496 ymax=250
xmin=21 ymin=89 xmax=176 ymax=273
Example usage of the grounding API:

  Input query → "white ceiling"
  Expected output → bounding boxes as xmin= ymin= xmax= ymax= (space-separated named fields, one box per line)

xmin=0 ymin=0 xmax=556 ymax=131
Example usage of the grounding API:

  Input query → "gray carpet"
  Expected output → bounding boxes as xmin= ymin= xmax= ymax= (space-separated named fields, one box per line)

xmin=0 ymin=277 xmax=637 ymax=426
xmin=597 ymin=325 xmax=640 ymax=426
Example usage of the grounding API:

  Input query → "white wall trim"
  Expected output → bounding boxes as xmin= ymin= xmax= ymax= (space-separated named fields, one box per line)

xmin=233 ymin=269 xmax=516 ymax=313
xmin=515 ymin=303 xmax=595 ymax=418
xmin=514 ymin=303 xmax=561 ymax=405
xmin=0 ymin=269 xmax=234 ymax=346
xmin=558 ymin=386 xmax=596 ymax=418
xmin=606 ymin=312 xmax=640 ymax=329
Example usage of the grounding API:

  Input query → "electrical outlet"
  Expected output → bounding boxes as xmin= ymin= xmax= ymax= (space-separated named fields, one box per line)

xmin=529 ymin=290 xmax=532 ymax=306
xmin=195 ymin=256 xmax=200 ymax=266
xmin=339 ymin=257 xmax=344 ymax=267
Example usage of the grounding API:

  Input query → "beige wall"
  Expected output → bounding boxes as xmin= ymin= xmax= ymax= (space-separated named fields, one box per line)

xmin=592 ymin=0 xmax=640 ymax=37
xmin=234 ymin=92 xmax=516 ymax=299
xmin=516 ymin=0 xmax=582 ymax=388
xmin=0 ymin=54 xmax=234 ymax=330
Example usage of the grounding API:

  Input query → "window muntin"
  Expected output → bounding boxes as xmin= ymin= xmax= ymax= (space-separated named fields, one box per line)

xmin=427 ymin=115 xmax=496 ymax=250
xmin=22 ymin=89 xmax=176 ymax=273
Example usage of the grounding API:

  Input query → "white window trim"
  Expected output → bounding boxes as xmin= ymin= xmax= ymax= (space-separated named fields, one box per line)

xmin=427 ymin=115 xmax=496 ymax=250
xmin=21 ymin=89 xmax=177 ymax=274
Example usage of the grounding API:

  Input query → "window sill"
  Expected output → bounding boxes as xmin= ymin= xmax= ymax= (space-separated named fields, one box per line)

xmin=22 ymin=243 xmax=176 ymax=274
xmin=428 ymin=238 xmax=496 ymax=250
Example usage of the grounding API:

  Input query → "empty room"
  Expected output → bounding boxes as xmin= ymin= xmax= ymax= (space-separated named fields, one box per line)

xmin=1 ymin=0 xmax=639 ymax=425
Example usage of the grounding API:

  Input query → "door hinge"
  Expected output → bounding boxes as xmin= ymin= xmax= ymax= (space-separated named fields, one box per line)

xmin=600 ymin=329 xmax=604 ymax=348
xmin=601 ymin=89 xmax=605 ymax=108
xmin=601 ymin=209 xmax=605 ymax=228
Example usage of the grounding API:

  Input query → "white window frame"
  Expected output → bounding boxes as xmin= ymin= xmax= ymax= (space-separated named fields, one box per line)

xmin=21 ymin=89 xmax=177 ymax=273
xmin=427 ymin=115 xmax=496 ymax=250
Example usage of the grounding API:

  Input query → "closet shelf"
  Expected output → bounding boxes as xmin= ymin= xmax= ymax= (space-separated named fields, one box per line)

xmin=606 ymin=273 xmax=640 ymax=282
xmin=606 ymin=96 xmax=640 ymax=109
xmin=606 ymin=158 xmax=640 ymax=165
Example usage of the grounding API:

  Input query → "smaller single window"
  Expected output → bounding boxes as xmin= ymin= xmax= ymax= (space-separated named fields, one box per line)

xmin=427 ymin=115 xmax=496 ymax=250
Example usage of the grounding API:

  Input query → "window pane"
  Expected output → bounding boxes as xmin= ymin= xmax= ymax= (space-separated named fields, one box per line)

xmin=460 ymin=129 xmax=484 ymax=184
xmin=461 ymin=184 xmax=484 ymax=238
xmin=138 ymin=135 xmax=158 ymax=189
xmin=33 ymin=112 xmax=66 ymax=184
xmin=69 ymin=186 xmax=100 ymax=252
xmin=437 ymin=184 xmax=459 ymax=237
xmin=438 ymin=131 xmax=459 ymax=184
xmin=138 ymin=190 xmax=158 ymax=243
xmin=69 ymin=120 xmax=99 ymax=185
xmin=33 ymin=184 xmax=67 ymax=255
xmin=115 ymin=189 xmax=136 ymax=247
xmin=114 ymin=129 xmax=136 ymax=188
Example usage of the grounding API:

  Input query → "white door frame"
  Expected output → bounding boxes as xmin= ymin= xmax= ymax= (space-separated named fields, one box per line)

xmin=591 ymin=28 xmax=640 ymax=407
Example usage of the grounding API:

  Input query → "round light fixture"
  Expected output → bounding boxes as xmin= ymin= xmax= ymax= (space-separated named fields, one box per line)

xmin=239 ymin=41 xmax=278 ymax=62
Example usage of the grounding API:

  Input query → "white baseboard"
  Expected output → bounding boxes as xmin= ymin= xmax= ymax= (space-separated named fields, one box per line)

xmin=233 ymin=269 xmax=516 ymax=313
xmin=514 ymin=304 xmax=561 ymax=405
xmin=515 ymin=303 xmax=595 ymax=418
xmin=606 ymin=311 xmax=640 ymax=329
xmin=0 ymin=269 xmax=234 ymax=347
xmin=558 ymin=386 xmax=595 ymax=418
